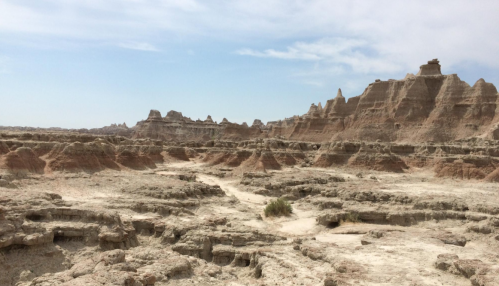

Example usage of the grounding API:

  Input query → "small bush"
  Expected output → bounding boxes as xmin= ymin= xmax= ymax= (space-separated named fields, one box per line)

xmin=342 ymin=212 xmax=361 ymax=223
xmin=329 ymin=176 xmax=345 ymax=182
xmin=264 ymin=198 xmax=293 ymax=217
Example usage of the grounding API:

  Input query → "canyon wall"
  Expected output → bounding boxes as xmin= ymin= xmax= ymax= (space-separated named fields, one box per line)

xmin=2 ymin=59 xmax=498 ymax=143
xmin=267 ymin=59 xmax=499 ymax=143
xmin=1 ymin=131 xmax=498 ymax=181
xmin=129 ymin=59 xmax=499 ymax=143
xmin=131 ymin=110 xmax=266 ymax=141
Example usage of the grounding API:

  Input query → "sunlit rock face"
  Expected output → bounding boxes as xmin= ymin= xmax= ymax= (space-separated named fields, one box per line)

xmin=266 ymin=59 xmax=499 ymax=143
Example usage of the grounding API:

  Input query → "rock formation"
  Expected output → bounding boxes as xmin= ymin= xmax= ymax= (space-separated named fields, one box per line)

xmin=267 ymin=59 xmax=499 ymax=143
xmin=131 ymin=109 xmax=267 ymax=141
xmin=2 ymin=129 xmax=498 ymax=180
xmin=4 ymin=147 xmax=46 ymax=176
xmin=103 ymin=59 xmax=492 ymax=144
xmin=2 ymin=59 xmax=497 ymax=144
xmin=417 ymin=58 xmax=442 ymax=76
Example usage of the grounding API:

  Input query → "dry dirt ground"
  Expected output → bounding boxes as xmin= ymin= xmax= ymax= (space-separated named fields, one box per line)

xmin=1 ymin=159 xmax=499 ymax=285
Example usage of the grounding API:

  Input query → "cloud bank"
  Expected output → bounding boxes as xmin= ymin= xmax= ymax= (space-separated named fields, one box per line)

xmin=236 ymin=38 xmax=404 ymax=74
xmin=0 ymin=0 xmax=498 ymax=72
xmin=1 ymin=0 xmax=498 ymax=97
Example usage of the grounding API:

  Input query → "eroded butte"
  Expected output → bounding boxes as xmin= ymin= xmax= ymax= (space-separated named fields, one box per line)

xmin=1 ymin=60 xmax=499 ymax=285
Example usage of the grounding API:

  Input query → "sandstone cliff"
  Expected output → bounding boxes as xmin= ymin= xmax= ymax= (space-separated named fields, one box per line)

xmin=132 ymin=110 xmax=265 ymax=141
xmin=2 ymin=59 xmax=498 ymax=144
xmin=267 ymin=59 xmax=499 ymax=143
xmin=128 ymin=60 xmax=498 ymax=143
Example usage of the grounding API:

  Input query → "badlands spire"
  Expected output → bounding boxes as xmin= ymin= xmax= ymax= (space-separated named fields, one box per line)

xmin=336 ymin=88 xmax=344 ymax=98
xmin=417 ymin=58 xmax=442 ymax=76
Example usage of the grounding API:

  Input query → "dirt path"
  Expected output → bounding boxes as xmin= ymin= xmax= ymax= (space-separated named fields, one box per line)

xmin=197 ymin=174 xmax=266 ymax=206
xmin=197 ymin=173 xmax=319 ymax=236
xmin=164 ymin=163 xmax=358 ymax=237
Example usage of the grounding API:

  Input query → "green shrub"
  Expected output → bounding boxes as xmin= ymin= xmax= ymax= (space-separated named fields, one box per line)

xmin=264 ymin=198 xmax=293 ymax=217
xmin=342 ymin=212 xmax=361 ymax=223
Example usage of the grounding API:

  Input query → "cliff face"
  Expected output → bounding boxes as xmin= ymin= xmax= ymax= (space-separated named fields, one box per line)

xmin=132 ymin=109 xmax=219 ymax=141
xmin=5 ymin=59 xmax=496 ymax=143
xmin=132 ymin=110 xmax=265 ymax=141
xmin=267 ymin=59 xmax=499 ymax=143
xmin=132 ymin=60 xmax=499 ymax=143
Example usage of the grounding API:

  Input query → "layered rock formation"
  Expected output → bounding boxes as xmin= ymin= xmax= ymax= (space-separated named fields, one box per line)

xmin=4 ymin=59 xmax=497 ymax=144
xmin=2 ymin=130 xmax=498 ymax=180
xmin=268 ymin=59 xmax=499 ymax=142
xmin=0 ymin=133 xmax=166 ymax=175
xmin=122 ymin=59 xmax=498 ymax=143
xmin=131 ymin=109 xmax=265 ymax=141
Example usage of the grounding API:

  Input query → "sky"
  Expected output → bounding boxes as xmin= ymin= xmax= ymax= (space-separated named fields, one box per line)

xmin=1 ymin=0 xmax=499 ymax=129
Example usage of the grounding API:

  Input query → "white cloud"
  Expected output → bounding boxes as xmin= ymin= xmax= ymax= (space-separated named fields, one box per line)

xmin=237 ymin=38 xmax=404 ymax=74
xmin=118 ymin=42 xmax=160 ymax=52
xmin=0 ymin=0 xmax=498 ymax=73
xmin=236 ymin=47 xmax=321 ymax=60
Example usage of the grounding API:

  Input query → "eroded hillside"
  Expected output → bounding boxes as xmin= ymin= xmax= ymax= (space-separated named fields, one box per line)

xmin=1 ymin=131 xmax=499 ymax=285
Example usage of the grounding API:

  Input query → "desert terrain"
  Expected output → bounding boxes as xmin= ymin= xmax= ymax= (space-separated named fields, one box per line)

xmin=1 ymin=60 xmax=499 ymax=285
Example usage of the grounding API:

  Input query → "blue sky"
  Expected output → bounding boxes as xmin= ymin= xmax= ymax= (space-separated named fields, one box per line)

xmin=1 ymin=0 xmax=499 ymax=128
